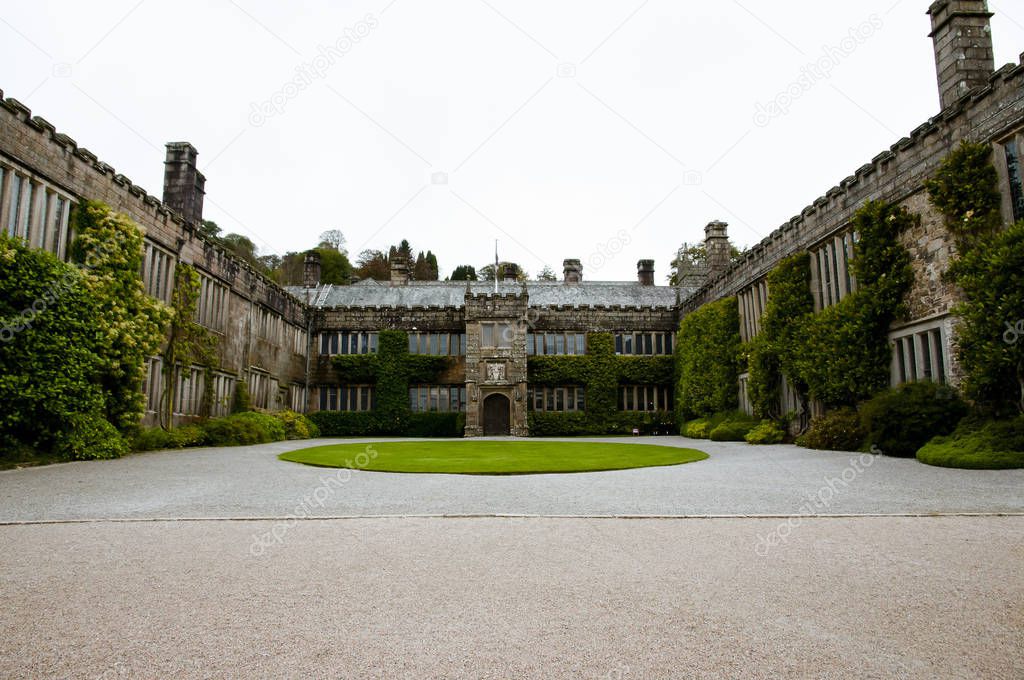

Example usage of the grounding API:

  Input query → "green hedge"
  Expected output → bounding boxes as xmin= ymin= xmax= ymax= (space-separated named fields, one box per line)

xmin=308 ymin=410 xmax=464 ymax=438
xmin=745 ymin=420 xmax=786 ymax=445
xmin=132 ymin=410 xmax=320 ymax=451
xmin=858 ymin=382 xmax=967 ymax=457
xmin=527 ymin=411 xmax=674 ymax=437
xmin=795 ymin=408 xmax=865 ymax=451
xmin=917 ymin=416 xmax=1024 ymax=469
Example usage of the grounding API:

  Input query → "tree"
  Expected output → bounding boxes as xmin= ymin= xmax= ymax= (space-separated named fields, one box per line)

xmin=199 ymin=220 xmax=221 ymax=240
xmin=355 ymin=249 xmax=390 ymax=281
xmin=319 ymin=247 xmax=353 ymax=284
xmin=413 ymin=250 xmax=439 ymax=281
xmin=318 ymin=229 xmax=347 ymax=252
xmin=670 ymin=242 xmax=744 ymax=285
xmin=449 ymin=265 xmax=478 ymax=281
xmin=480 ymin=262 xmax=526 ymax=282
xmin=536 ymin=266 xmax=557 ymax=281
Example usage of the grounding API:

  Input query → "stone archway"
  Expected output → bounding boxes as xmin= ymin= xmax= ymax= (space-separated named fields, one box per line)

xmin=482 ymin=393 xmax=511 ymax=436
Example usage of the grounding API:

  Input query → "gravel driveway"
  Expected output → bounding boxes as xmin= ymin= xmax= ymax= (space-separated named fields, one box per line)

xmin=1 ymin=438 xmax=1022 ymax=521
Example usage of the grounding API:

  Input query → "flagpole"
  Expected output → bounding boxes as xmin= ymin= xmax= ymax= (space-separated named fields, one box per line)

xmin=494 ymin=239 xmax=499 ymax=294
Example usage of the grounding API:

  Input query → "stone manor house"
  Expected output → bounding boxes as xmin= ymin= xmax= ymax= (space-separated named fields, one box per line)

xmin=1 ymin=0 xmax=1022 ymax=436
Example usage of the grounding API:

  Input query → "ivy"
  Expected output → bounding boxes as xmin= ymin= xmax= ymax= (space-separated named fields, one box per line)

xmin=161 ymin=263 xmax=218 ymax=427
xmin=927 ymin=142 xmax=1024 ymax=414
xmin=328 ymin=329 xmax=452 ymax=435
xmin=746 ymin=253 xmax=814 ymax=419
xmin=791 ymin=201 xmax=915 ymax=409
xmin=69 ymin=201 xmax=171 ymax=431
xmin=525 ymin=332 xmax=675 ymax=435
xmin=674 ymin=297 xmax=741 ymax=420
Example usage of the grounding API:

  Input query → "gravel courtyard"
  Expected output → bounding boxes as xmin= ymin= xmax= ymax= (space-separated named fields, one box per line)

xmin=2 ymin=439 xmax=1022 ymax=679
xmin=1 ymin=437 xmax=1023 ymax=521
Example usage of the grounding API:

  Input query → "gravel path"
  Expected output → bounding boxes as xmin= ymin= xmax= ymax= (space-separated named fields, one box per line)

xmin=1 ymin=438 xmax=1022 ymax=521
xmin=1 ymin=516 xmax=1021 ymax=679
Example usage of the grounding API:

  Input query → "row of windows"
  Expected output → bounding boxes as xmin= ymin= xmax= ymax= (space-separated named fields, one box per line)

xmin=141 ymin=359 xmax=239 ymax=417
xmin=527 ymin=333 xmax=587 ymax=356
xmin=320 ymin=331 xmax=379 ymax=356
xmin=410 ymin=385 xmax=468 ymax=412
xmin=614 ymin=332 xmax=674 ymax=356
xmin=812 ymin=231 xmax=857 ymax=311
xmin=528 ymin=386 xmax=586 ymax=412
xmin=409 ymin=332 xmax=466 ymax=356
xmin=1006 ymin=139 xmax=1024 ymax=222
xmin=1 ymin=165 xmax=73 ymax=260
xmin=739 ymin=281 xmax=768 ymax=342
xmin=197 ymin=274 xmax=229 ymax=332
xmin=320 ymin=385 xmax=376 ymax=412
xmin=618 ymin=385 xmax=673 ymax=412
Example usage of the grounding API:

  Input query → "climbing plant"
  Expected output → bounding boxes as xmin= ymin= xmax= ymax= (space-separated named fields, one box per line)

xmin=527 ymin=332 xmax=675 ymax=436
xmin=674 ymin=297 xmax=741 ymax=420
xmin=927 ymin=142 xmax=1024 ymax=414
xmin=791 ymin=201 xmax=915 ymax=409
xmin=68 ymin=201 xmax=171 ymax=432
xmin=161 ymin=263 xmax=218 ymax=428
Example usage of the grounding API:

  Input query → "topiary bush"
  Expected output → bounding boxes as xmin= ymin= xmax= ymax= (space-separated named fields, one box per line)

xmin=709 ymin=412 xmax=760 ymax=442
xmin=917 ymin=416 xmax=1024 ymax=469
xmin=858 ymin=381 xmax=968 ymax=457
xmin=273 ymin=410 xmax=321 ymax=440
xmin=745 ymin=420 xmax=786 ymax=445
xmin=795 ymin=408 xmax=866 ymax=451
xmin=202 ymin=412 xmax=286 ymax=446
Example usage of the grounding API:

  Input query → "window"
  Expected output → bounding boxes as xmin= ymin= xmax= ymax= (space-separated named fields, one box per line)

xmin=249 ymin=370 xmax=271 ymax=410
xmin=142 ymin=242 xmax=175 ymax=302
xmin=407 ymin=332 xmax=465 ymax=356
xmin=617 ymin=385 xmax=673 ymax=412
xmin=142 ymin=356 xmax=164 ymax=413
xmin=209 ymin=372 xmax=236 ymax=417
xmin=612 ymin=332 xmax=674 ymax=355
xmin=290 ymin=384 xmax=308 ymax=413
xmin=196 ymin=274 xmax=228 ymax=331
xmin=528 ymin=386 xmax=586 ymax=412
xmin=320 ymin=331 xmax=380 ymax=356
xmin=812 ymin=230 xmax=857 ymax=310
xmin=890 ymin=323 xmax=948 ymax=386
xmin=1006 ymin=140 xmax=1024 ymax=222
xmin=408 ymin=385 xmax=468 ymax=412
xmin=172 ymin=365 xmax=206 ymax=416
xmin=480 ymin=322 xmax=513 ymax=348
xmin=255 ymin=306 xmax=283 ymax=345
xmin=527 ymin=332 xmax=586 ymax=356
xmin=319 ymin=385 xmax=376 ymax=411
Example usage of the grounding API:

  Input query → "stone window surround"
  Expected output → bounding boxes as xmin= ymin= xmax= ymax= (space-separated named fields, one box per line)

xmin=888 ymin=315 xmax=951 ymax=387
xmin=0 ymin=158 xmax=74 ymax=260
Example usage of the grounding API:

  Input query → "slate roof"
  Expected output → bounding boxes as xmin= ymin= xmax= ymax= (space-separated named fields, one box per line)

xmin=285 ymin=280 xmax=685 ymax=309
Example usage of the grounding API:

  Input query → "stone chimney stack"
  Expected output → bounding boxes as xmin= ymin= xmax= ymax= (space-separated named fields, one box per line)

xmin=563 ymin=259 xmax=583 ymax=284
xmin=704 ymin=221 xmax=731 ymax=278
xmin=928 ymin=0 xmax=995 ymax=110
xmin=637 ymin=259 xmax=655 ymax=286
xmin=390 ymin=256 xmax=410 ymax=286
xmin=502 ymin=265 xmax=517 ymax=283
xmin=303 ymin=252 xmax=321 ymax=288
xmin=162 ymin=142 xmax=206 ymax=225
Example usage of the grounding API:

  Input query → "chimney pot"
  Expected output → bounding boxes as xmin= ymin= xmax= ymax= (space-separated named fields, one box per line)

xmin=928 ymin=0 xmax=995 ymax=110
xmin=303 ymin=252 xmax=321 ymax=288
xmin=390 ymin=256 xmax=410 ymax=286
xmin=162 ymin=142 xmax=206 ymax=225
xmin=637 ymin=259 xmax=655 ymax=286
xmin=562 ymin=258 xmax=583 ymax=284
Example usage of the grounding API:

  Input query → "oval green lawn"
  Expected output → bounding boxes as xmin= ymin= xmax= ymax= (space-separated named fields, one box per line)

xmin=279 ymin=440 xmax=708 ymax=475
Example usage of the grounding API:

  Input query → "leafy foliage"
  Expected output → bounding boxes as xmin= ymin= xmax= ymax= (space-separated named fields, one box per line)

xmin=69 ymin=201 xmax=172 ymax=431
xmin=858 ymin=382 xmax=967 ymax=457
xmin=926 ymin=142 xmax=1024 ymax=415
xmin=675 ymin=297 xmax=741 ymax=420
xmin=794 ymin=408 xmax=866 ymax=451
xmin=203 ymin=412 xmax=287 ymax=446
xmin=709 ymin=412 xmax=760 ymax=442
xmin=449 ymin=265 xmax=478 ymax=281
xmin=917 ymin=416 xmax=1024 ymax=469
xmin=161 ymin=263 xmax=217 ymax=427
xmin=274 ymin=410 xmax=321 ymax=440
xmin=745 ymin=420 xmax=787 ymax=445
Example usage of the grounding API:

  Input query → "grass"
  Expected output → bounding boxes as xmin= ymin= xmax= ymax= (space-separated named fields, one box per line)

xmin=279 ymin=440 xmax=709 ymax=475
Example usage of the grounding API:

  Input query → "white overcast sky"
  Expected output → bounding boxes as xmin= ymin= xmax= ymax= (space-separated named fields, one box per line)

xmin=2 ymin=1 xmax=1022 ymax=281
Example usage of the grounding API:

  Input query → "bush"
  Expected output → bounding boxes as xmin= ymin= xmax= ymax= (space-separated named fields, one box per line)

xmin=745 ymin=420 xmax=786 ymax=445
xmin=859 ymin=382 xmax=968 ymax=457
xmin=133 ymin=425 xmax=208 ymax=451
xmin=796 ymin=408 xmax=866 ymax=451
xmin=917 ymin=416 xmax=1024 ymax=469
xmin=709 ymin=413 xmax=760 ymax=442
xmin=407 ymin=412 xmax=465 ymax=437
xmin=683 ymin=413 xmax=727 ymax=439
xmin=58 ymin=414 xmax=130 ymax=460
xmin=307 ymin=411 xmax=382 ymax=437
xmin=273 ymin=410 xmax=321 ymax=440
xmin=675 ymin=298 xmax=741 ymax=419
xmin=231 ymin=382 xmax=252 ymax=413
xmin=202 ymin=412 xmax=286 ymax=446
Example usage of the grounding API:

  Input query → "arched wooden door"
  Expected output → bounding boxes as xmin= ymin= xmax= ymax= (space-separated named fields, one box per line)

xmin=482 ymin=394 xmax=511 ymax=436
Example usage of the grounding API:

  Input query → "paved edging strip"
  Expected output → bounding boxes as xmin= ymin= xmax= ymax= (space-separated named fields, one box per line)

xmin=2 ymin=512 xmax=1023 ymax=526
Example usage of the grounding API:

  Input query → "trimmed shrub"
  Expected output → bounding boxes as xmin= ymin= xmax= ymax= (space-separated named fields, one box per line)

xmin=133 ymin=425 xmax=208 ymax=451
xmin=273 ymin=410 xmax=321 ymax=440
xmin=709 ymin=413 xmax=760 ymax=442
xmin=307 ymin=411 xmax=382 ymax=437
xmin=231 ymin=382 xmax=252 ymax=413
xmin=796 ymin=408 xmax=866 ymax=451
xmin=745 ymin=420 xmax=786 ymax=445
xmin=59 ymin=414 xmax=130 ymax=461
xmin=858 ymin=382 xmax=968 ymax=457
xmin=202 ymin=412 xmax=286 ymax=446
xmin=682 ymin=412 xmax=730 ymax=439
xmin=406 ymin=413 xmax=465 ymax=438
xmin=917 ymin=416 xmax=1024 ymax=469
